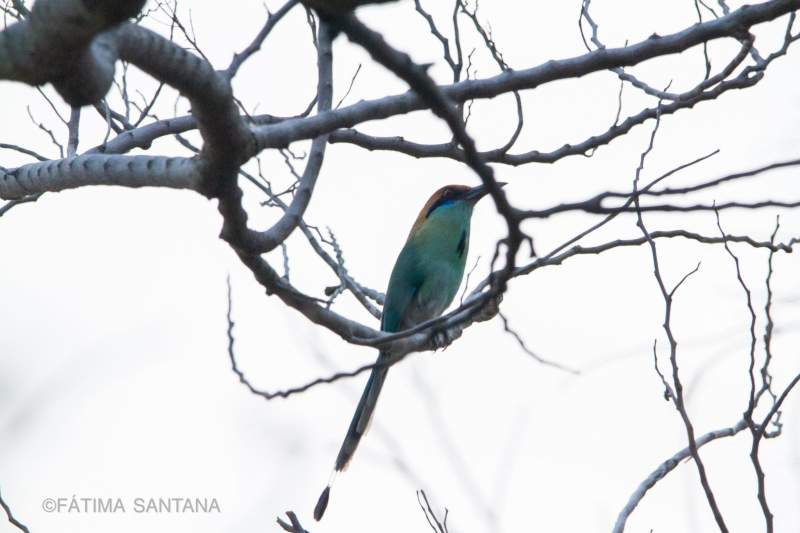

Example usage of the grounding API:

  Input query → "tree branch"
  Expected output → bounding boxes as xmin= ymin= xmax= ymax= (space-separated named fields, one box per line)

xmin=613 ymin=419 xmax=748 ymax=533
xmin=633 ymin=108 xmax=729 ymax=532
xmin=0 ymin=488 xmax=29 ymax=533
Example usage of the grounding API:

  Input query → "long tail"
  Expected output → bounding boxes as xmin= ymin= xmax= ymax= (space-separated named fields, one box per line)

xmin=314 ymin=357 xmax=388 ymax=520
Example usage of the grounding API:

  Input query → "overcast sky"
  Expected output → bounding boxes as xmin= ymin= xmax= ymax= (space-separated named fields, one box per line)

xmin=1 ymin=1 xmax=800 ymax=532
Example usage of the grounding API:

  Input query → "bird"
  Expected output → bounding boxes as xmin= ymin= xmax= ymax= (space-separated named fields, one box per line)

xmin=314 ymin=182 xmax=501 ymax=521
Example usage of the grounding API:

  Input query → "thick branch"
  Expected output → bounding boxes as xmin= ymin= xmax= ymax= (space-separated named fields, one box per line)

xmin=0 ymin=0 xmax=144 ymax=104
xmin=0 ymin=154 xmax=200 ymax=198
xmin=327 ymin=69 xmax=759 ymax=165
xmin=115 ymin=24 xmax=253 ymax=194
xmin=253 ymin=0 xmax=800 ymax=150
xmin=2 ymin=0 xmax=793 ymax=201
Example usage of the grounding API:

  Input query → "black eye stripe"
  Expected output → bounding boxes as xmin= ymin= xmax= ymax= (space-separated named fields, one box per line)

xmin=425 ymin=188 xmax=465 ymax=218
xmin=427 ymin=191 xmax=453 ymax=217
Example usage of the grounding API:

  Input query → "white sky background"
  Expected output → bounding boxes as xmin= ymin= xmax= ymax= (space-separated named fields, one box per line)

xmin=1 ymin=1 xmax=800 ymax=532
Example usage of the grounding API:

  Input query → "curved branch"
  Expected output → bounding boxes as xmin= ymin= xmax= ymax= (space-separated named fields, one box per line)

xmin=0 ymin=0 xmax=144 ymax=103
xmin=613 ymin=419 xmax=748 ymax=533
xmin=114 ymin=24 xmax=253 ymax=192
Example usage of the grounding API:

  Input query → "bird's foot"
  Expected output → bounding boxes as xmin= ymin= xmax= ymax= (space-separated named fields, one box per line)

xmin=431 ymin=328 xmax=459 ymax=351
xmin=475 ymin=292 xmax=503 ymax=323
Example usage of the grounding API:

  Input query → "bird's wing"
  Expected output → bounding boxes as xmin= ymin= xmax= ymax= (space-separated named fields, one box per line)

xmin=381 ymin=242 xmax=423 ymax=333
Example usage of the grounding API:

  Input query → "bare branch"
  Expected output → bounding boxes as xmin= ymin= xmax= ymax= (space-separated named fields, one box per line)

xmin=224 ymin=0 xmax=299 ymax=80
xmin=217 ymin=19 xmax=333 ymax=255
xmin=252 ymin=1 xmax=800 ymax=152
xmin=652 ymin=339 xmax=676 ymax=401
xmin=327 ymin=76 xmax=756 ymax=165
xmin=458 ymin=0 xmax=522 ymax=153
xmin=277 ymin=510 xmax=310 ymax=533
xmin=613 ymin=419 xmax=748 ymax=533
xmin=715 ymin=207 xmax=775 ymax=531
xmin=414 ymin=0 xmax=460 ymax=80
xmin=66 ymin=106 xmax=81 ymax=156
xmin=498 ymin=311 xmax=579 ymax=374
xmin=522 ymin=230 xmax=796 ymax=274
xmin=0 ymin=193 xmax=41 ymax=217
xmin=226 ymin=272 xmax=408 ymax=400
xmin=756 ymin=218 xmax=781 ymax=408
xmin=632 ymin=105 xmax=729 ymax=532
xmin=416 ymin=490 xmax=449 ymax=533
xmin=758 ymin=371 xmax=800 ymax=441
xmin=0 ymin=142 xmax=47 ymax=161
xmin=335 ymin=63 xmax=362 ymax=109
xmin=26 ymin=105 xmax=63 ymax=158
xmin=0 ymin=488 xmax=30 ymax=533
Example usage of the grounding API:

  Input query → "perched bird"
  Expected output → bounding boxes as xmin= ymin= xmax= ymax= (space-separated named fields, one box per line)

xmin=314 ymin=183 xmax=500 ymax=520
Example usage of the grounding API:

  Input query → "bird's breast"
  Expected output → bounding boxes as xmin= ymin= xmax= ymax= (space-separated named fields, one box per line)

xmin=401 ymin=252 xmax=467 ymax=329
xmin=386 ymin=205 xmax=473 ymax=331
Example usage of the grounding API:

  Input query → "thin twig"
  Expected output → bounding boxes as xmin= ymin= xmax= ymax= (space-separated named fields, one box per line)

xmin=225 ymin=0 xmax=299 ymax=79
xmin=632 ymin=106 xmax=729 ymax=532
xmin=715 ymin=207 xmax=774 ymax=532
xmin=0 ymin=488 xmax=30 ymax=533
xmin=498 ymin=311 xmax=579 ymax=374
xmin=416 ymin=490 xmax=448 ymax=533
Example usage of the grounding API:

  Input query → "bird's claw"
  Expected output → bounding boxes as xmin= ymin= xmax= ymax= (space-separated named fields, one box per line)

xmin=431 ymin=328 xmax=458 ymax=351
xmin=429 ymin=293 xmax=503 ymax=351
xmin=475 ymin=292 xmax=503 ymax=322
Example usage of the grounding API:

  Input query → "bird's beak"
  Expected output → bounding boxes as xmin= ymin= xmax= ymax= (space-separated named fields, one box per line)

xmin=464 ymin=181 xmax=507 ymax=203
